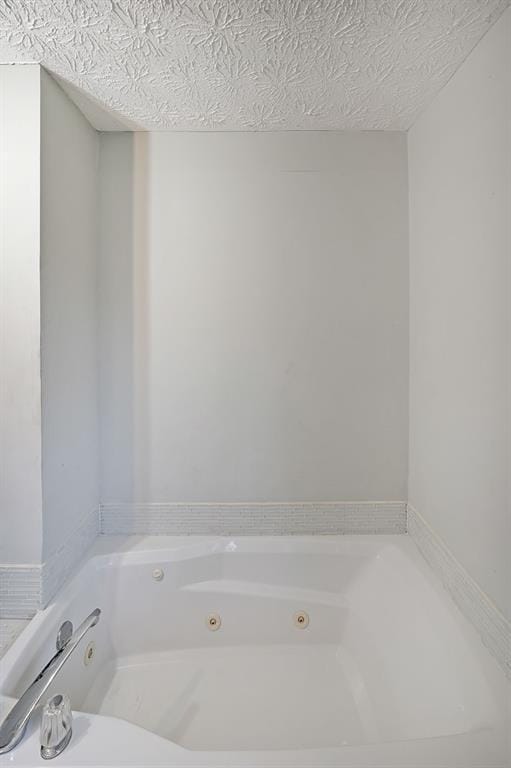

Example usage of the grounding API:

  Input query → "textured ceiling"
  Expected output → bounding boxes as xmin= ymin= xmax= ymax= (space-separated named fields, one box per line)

xmin=0 ymin=0 xmax=509 ymax=131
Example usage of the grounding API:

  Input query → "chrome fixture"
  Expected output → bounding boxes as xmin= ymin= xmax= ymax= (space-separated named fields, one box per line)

xmin=40 ymin=694 xmax=73 ymax=760
xmin=0 ymin=608 xmax=100 ymax=755
xmin=56 ymin=621 xmax=73 ymax=651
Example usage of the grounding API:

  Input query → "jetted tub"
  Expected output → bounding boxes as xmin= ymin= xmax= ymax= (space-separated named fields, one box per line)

xmin=0 ymin=535 xmax=509 ymax=767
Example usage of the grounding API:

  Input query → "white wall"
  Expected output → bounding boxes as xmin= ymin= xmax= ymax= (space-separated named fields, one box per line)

xmin=100 ymin=131 xmax=409 ymax=503
xmin=40 ymin=70 xmax=100 ymax=559
xmin=408 ymin=9 xmax=510 ymax=619
xmin=0 ymin=65 xmax=43 ymax=564
xmin=98 ymin=133 xmax=135 ymax=501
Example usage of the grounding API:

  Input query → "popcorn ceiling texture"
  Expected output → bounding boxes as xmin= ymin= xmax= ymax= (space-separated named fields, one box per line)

xmin=0 ymin=0 xmax=509 ymax=130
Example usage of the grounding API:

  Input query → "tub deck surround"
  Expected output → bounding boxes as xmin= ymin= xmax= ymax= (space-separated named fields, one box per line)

xmin=1 ymin=502 xmax=405 ymax=618
xmin=99 ymin=501 xmax=407 ymax=536
xmin=0 ymin=536 xmax=509 ymax=767
xmin=2 ymin=501 xmax=509 ymax=688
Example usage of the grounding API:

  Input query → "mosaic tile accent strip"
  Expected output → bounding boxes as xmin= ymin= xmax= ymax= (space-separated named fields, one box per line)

xmin=0 ymin=507 xmax=99 ymax=617
xmin=100 ymin=501 xmax=406 ymax=536
xmin=0 ymin=566 xmax=40 ymax=619
xmin=0 ymin=619 xmax=30 ymax=659
xmin=41 ymin=506 xmax=100 ymax=607
xmin=408 ymin=504 xmax=511 ymax=680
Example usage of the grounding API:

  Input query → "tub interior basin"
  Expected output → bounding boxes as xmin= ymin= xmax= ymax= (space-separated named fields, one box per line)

xmin=82 ymin=644 xmax=369 ymax=751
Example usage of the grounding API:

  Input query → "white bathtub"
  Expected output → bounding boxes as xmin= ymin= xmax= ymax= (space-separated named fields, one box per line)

xmin=0 ymin=535 xmax=509 ymax=767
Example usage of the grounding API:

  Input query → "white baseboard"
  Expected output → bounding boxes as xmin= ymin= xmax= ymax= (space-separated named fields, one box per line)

xmin=100 ymin=501 xmax=407 ymax=536
xmin=407 ymin=504 xmax=511 ymax=679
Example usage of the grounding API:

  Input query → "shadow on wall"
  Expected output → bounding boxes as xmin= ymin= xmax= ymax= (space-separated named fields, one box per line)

xmin=99 ymin=132 xmax=149 ymax=504
xmin=132 ymin=133 xmax=150 ymax=501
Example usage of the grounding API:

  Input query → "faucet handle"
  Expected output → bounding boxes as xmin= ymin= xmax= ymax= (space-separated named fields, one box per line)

xmin=40 ymin=694 xmax=72 ymax=760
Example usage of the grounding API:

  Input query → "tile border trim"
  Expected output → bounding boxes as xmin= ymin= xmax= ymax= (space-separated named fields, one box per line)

xmin=0 ymin=618 xmax=31 ymax=659
xmin=41 ymin=506 xmax=100 ymax=607
xmin=0 ymin=566 xmax=41 ymax=619
xmin=0 ymin=507 xmax=99 ymax=619
xmin=407 ymin=504 xmax=511 ymax=679
xmin=100 ymin=501 xmax=407 ymax=536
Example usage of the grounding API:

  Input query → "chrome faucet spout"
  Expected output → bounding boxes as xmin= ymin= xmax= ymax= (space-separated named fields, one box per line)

xmin=0 ymin=608 xmax=101 ymax=755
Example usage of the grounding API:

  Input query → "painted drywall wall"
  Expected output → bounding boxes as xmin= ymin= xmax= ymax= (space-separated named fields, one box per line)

xmin=98 ymin=133 xmax=135 ymax=501
xmin=40 ymin=70 xmax=100 ymax=559
xmin=0 ymin=65 xmax=43 ymax=564
xmin=100 ymin=131 xmax=409 ymax=503
xmin=408 ymin=9 xmax=510 ymax=619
